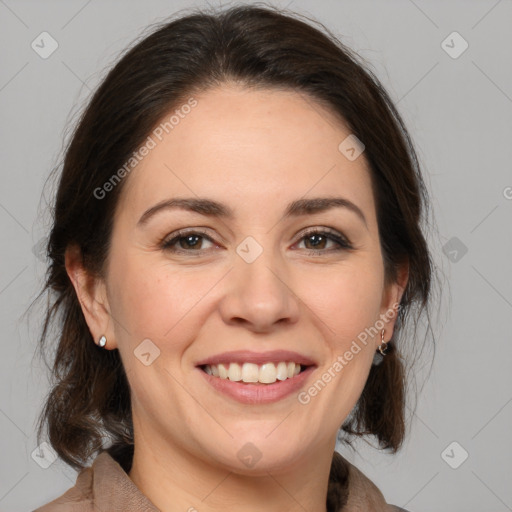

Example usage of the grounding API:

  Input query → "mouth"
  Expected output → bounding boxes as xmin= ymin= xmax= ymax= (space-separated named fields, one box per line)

xmin=198 ymin=362 xmax=313 ymax=385
xmin=195 ymin=349 xmax=317 ymax=385
xmin=197 ymin=362 xmax=316 ymax=404
xmin=194 ymin=350 xmax=317 ymax=403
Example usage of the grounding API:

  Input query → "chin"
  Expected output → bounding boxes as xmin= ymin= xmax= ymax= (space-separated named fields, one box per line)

xmin=201 ymin=438 xmax=308 ymax=476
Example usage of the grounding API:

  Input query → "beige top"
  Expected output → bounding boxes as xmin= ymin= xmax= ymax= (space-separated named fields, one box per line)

xmin=33 ymin=449 xmax=409 ymax=512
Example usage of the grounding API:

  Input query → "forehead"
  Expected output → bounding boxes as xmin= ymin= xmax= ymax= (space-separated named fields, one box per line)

xmin=116 ymin=84 xmax=376 ymax=226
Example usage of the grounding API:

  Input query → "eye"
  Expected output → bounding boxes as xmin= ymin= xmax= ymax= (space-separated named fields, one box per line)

xmin=160 ymin=227 xmax=353 ymax=255
xmin=161 ymin=229 xmax=216 ymax=254
xmin=294 ymin=228 xmax=353 ymax=254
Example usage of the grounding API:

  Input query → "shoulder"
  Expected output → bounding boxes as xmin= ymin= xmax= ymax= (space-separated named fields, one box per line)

xmin=32 ymin=465 xmax=94 ymax=511
xmin=32 ymin=450 xmax=159 ymax=512
xmin=339 ymin=453 xmax=412 ymax=512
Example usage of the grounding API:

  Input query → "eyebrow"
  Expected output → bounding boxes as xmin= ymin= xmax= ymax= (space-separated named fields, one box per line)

xmin=137 ymin=196 xmax=367 ymax=228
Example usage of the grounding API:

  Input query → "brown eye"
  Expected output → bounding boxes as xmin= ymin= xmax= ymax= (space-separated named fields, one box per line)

xmin=296 ymin=229 xmax=352 ymax=254
xmin=160 ymin=227 xmax=352 ymax=256
xmin=161 ymin=229 xmax=215 ymax=253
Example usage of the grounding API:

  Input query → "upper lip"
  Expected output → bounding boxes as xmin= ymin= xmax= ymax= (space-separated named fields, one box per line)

xmin=195 ymin=350 xmax=317 ymax=367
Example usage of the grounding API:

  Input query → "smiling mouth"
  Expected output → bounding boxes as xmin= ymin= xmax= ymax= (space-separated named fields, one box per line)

xmin=198 ymin=361 xmax=311 ymax=385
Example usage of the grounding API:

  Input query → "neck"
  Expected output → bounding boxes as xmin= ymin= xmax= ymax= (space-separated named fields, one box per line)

xmin=128 ymin=425 xmax=335 ymax=512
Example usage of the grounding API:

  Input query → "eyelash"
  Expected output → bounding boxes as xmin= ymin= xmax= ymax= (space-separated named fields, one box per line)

xmin=160 ymin=227 xmax=353 ymax=256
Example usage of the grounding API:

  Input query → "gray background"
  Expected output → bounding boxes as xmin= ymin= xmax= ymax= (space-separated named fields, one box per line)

xmin=1 ymin=0 xmax=511 ymax=511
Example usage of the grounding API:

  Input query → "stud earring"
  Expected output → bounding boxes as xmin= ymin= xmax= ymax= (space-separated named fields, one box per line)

xmin=97 ymin=335 xmax=107 ymax=348
xmin=372 ymin=329 xmax=388 ymax=366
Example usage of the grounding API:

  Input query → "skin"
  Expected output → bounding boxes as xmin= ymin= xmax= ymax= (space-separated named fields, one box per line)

xmin=66 ymin=83 xmax=408 ymax=512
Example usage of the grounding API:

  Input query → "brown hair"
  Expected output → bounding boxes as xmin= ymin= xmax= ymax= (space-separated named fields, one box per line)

xmin=31 ymin=3 xmax=439 ymax=472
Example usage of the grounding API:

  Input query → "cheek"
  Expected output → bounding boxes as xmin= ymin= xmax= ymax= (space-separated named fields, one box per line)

xmin=108 ymin=258 xmax=211 ymax=405
xmin=109 ymin=254 xmax=216 ymax=346
xmin=294 ymin=266 xmax=383 ymax=434
xmin=304 ymin=260 xmax=384 ymax=341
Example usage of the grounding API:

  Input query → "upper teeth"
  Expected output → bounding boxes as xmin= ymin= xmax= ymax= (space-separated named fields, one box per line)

xmin=204 ymin=362 xmax=302 ymax=384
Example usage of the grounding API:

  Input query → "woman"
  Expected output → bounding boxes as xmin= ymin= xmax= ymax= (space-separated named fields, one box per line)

xmin=33 ymin=4 xmax=437 ymax=511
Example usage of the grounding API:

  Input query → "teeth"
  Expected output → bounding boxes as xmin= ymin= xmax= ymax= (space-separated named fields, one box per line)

xmin=242 ymin=363 xmax=259 ymax=382
xmin=218 ymin=363 xmax=228 ymax=379
xmin=203 ymin=362 xmax=304 ymax=384
xmin=228 ymin=363 xmax=242 ymax=381
xmin=259 ymin=363 xmax=276 ymax=383
xmin=276 ymin=362 xmax=288 ymax=381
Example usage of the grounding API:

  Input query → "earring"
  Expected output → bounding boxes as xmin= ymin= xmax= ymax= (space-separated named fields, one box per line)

xmin=372 ymin=329 xmax=388 ymax=366
xmin=378 ymin=329 xmax=388 ymax=355
xmin=97 ymin=335 xmax=107 ymax=348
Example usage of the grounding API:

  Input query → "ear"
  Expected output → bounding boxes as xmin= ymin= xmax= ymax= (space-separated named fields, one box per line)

xmin=379 ymin=258 xmax=409 ymax=343
xmin=65 ymin=244 xmax=117 ymax=350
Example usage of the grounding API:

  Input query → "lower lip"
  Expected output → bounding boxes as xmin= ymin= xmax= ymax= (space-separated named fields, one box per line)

xmin=197 ymin=366 xmax=316 ymax=404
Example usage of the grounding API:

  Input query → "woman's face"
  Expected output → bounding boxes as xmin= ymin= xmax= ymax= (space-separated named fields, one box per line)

xmin=71 ymin=84 xmax=406 ymax=473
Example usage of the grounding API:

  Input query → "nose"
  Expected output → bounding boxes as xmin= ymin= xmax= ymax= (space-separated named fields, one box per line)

xmin=218 ymin=248 xmax=300 ymax=333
